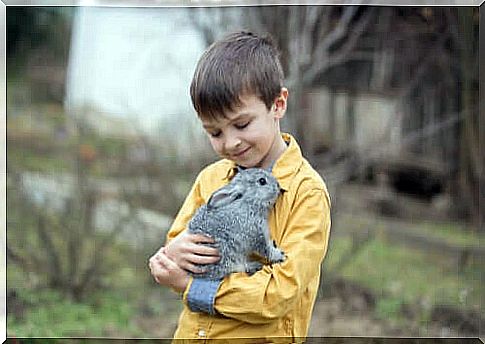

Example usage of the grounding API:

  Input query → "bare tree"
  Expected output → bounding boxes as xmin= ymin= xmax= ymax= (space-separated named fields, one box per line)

xmin=453 ymin=8 xmax=482 ymax=230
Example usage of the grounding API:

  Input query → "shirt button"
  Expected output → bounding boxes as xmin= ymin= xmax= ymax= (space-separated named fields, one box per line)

xmin=198 ymin=329 xmax=206 ymax=337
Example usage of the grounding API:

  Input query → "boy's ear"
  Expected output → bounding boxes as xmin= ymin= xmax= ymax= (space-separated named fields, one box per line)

xmin=273 ymin=87 xmax=288 ymax=119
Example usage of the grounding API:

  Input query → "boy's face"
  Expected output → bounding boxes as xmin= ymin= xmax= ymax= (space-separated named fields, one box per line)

xmin=201 ymin=88 xmax=288 ymax=169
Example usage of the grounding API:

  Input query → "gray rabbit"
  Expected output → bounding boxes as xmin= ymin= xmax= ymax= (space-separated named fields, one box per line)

xmin=187 ymin=168 xmax=286 ymax=280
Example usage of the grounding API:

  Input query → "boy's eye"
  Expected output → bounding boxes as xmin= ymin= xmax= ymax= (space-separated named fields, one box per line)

xmin=209 ymin=131 xmax=222 ymax=138
xmin=235 ymin=121 xmax=250 ymax=130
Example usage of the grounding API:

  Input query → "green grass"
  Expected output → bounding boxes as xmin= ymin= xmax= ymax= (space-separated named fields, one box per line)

xmin=7 ymin=286 xmax=142 ymax=337
xmin=7 ymin=259 xmax=182 ymax=338
xmin=7 ymin=260 xmax=148 ymax=337
xmin=374 ymin=297 xmax=404 ymax=321
xmin=336 ymin=212 xmax=483 ymax=247
xmin=311 ymin=209 xmax=484 ymax=324
xmin=323 ymin=234 xmax=484 ymax=322
xmin=414 ymin=220 xmax=484 ymax=247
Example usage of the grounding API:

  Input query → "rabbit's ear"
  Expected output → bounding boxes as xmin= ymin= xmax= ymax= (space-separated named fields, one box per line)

xmin=207 ymin=184 xmax=243 ymax=210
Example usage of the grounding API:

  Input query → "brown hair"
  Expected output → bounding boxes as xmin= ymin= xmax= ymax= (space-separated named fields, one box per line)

xmin=190 ymin=31 xmax=284 ymax=120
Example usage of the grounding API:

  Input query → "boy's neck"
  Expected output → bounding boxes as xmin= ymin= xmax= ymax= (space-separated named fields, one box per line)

xmin=259 ymin=131 xmax=287 ymax=170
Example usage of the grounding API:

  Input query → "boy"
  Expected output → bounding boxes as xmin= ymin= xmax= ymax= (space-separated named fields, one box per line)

xmin=148 ymin=31 xmax=331 ymax=341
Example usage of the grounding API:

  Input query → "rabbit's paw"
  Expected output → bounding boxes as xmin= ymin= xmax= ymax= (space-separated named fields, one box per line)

xmin=268 ymin=247 xmax=286 ymax=264
xmin=245 ymin=261 xmax=263 ymax=275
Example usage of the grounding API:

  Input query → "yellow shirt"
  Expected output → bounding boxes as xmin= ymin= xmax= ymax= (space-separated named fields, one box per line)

xmin=166 ymin=133 xmax=331 ymax=342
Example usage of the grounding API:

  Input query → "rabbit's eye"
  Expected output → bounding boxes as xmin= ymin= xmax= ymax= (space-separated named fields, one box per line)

xmin=258 ymin=178 xmax=267 ymax=185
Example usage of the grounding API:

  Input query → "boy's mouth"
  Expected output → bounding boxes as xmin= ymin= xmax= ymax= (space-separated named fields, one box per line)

xmin=231 ymin=147 xmax=251 ymax=158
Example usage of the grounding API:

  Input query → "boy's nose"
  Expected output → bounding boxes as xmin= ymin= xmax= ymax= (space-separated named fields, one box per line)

xmin=225 ymin=136 xmax=242 ymax=151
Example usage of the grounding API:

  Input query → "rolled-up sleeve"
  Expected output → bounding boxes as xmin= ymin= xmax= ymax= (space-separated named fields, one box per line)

xmin=186 ymin=278 xmax=222 ymax=315
xmin=212 ymin=186 xmax=331 ymax=324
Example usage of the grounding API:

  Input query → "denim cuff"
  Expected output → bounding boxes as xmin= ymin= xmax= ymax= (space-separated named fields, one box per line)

xmin=187 ymin=278 xmax=222 ymax=315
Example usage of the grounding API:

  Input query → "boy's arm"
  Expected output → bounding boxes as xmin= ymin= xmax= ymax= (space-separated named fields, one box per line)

xmin=182 ymin=185 xmax=331 ymax=324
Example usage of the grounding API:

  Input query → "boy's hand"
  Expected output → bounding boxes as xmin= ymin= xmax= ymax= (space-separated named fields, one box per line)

xmin=165 ymin=231 xmax=220 ymax=274
xmin=148 ymin=247 xmax=190 ymax=292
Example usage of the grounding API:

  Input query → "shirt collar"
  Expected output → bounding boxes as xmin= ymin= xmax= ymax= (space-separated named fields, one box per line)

xmin=222 ymin=133 xmax=303 ymax=191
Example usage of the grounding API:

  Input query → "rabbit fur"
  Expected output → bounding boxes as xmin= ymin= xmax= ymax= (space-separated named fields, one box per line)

xmin=187 ymin=168 xmax=286 ymax=280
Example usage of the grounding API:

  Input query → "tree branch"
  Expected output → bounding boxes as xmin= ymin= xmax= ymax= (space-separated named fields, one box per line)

xmin=36 ymin=210 xmax=64 ymax=285
xmin=312 ymin=6 xmax=359 ymax=64
xmin=303 ymin=7 xmax=375 ymax=85
xmin=76 ymin=186 xmax=139 ymax=294
xmin=300 ymin=6 xmax=323 ymax=68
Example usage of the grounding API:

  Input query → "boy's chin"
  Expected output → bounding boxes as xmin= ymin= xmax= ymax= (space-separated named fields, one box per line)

xmin=229 ymin=154 xmax=265 ymax=169
xmin=236 ymin=162 xmax=252 ymax=168
xmin=237 ymin=160 xmax=264 ymax=169
xmin=234 ymin=160 xmax=256 ymax=169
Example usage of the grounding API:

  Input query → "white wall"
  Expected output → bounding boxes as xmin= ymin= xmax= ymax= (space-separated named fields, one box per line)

xmin=304 ymin=87 xmax=401 ymax=155
xmin=65 ymin=7 xmax=212 ymax=160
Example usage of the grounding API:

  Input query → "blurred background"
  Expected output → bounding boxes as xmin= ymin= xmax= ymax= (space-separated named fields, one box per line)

xmin=6 ymin=5 xmax=483 ymax=338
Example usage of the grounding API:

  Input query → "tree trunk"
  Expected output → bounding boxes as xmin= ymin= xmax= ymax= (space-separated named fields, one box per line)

xmin=457 ymin=8 xmax=482 ymax=231
xmin=346 ymin=91 xmax=355 ymax=151
xmin=480 ymin=8 xmax=485 ymax=233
